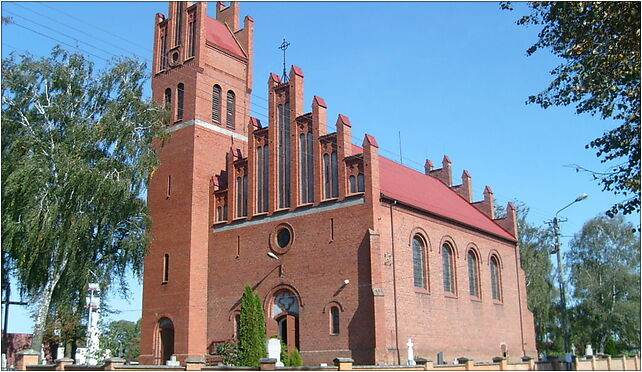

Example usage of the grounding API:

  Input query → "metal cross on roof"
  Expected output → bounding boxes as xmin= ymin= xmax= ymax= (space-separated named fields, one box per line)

xmin=278 ymin=38 xmax=290 ymax=83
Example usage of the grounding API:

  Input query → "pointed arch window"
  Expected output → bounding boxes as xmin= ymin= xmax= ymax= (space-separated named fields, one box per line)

xmin=160 ymin=32 xmax=168 ymax=70
xmin=257 ymin=146 xmax=269 ymax=213
xmin=490 ymin=256 xmax=502 ymax=301
xmin=413 ymin=236 xmax=427 ymax=289
xmin=442 ymin=243 xmax=456 ymax=294
xmin=177 ymin=83 xmax=184 ymax=121
xmin=226 ymin=90 xmax=236 ymax=129
xmin=175 ymin=2 xmax=185 ymax=46
xmin=300 ymin=132 xmax=314 ymax=204
xmin=236 ymin=175 xmax=248 ymax=217
xmin=212 ymin=85 xmax=221 ymax=123
xmin=468 ymin=250 xmax=480 ymax=297
xmin=188 ymin=15 xmax=196 ymax=57
xmin=278 ymin=103 xmax=291 ymax=208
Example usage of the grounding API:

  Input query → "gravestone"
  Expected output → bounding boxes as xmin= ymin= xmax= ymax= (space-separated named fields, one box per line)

xmin=585 ymin=345 xmax=593 ymax=357
xmin=437 ymin=352 xmax=444 ymax=365
xmin=267 ymin=338 xmax=284 ymax=367
xmin=406 ymin=339 xmax=416 ymax=366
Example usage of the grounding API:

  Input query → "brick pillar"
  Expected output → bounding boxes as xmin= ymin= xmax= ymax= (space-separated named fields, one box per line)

xmin=606 ymin=355 xmax=612 ymax=370
xmin=54 ymin=358 xmax=73 ymax=371
xmin=362 ymin=134 xmax=380 ymax=205
xmin=621 ymin=355 xmax=627 ymax=370
xmin=415 ymin=358 xmax=433 ymax=370
xmin=493 ymin=356 xmax=508 ymax=370
xmin=16 ymin=349 xmax=39 ymax=371
xmin=104 ymin=358 xmax=126 ymax=370
xmin=311 ymin=96 xmax=327 ymax=207
xmin=288 ymin=66 xmax=304 ymax=211
xmin=259 ymin=358 xmax=277 ymax=371
xmin=457 ymin=357 xmax=474 ymax=370
xmin=635 ymin=355 xmax=639 ymax=370
xmin=521 ymin=356 xmax=535 ymax=370
xmin=185 ymin=357 xmax=206 ymax=371
xmin=334 ymin=357 xmax=353 ymax=371
xmin=336 ymin=114 xmax=352 ymax=201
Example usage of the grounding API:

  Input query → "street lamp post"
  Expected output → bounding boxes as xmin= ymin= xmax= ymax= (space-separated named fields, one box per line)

xmin=550 ymin=193 xmax=587 ymax=365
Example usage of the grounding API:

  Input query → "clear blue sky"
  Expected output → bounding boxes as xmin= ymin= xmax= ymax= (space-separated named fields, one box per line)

xmin=2 ymin=1 xmax=638 ymax=334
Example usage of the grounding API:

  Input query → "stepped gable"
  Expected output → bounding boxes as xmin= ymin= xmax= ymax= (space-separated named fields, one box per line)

xmin=352 ymin=144 xmax=515 ymax=241
xmin=205 ymin=17 xmax=246 ymax=58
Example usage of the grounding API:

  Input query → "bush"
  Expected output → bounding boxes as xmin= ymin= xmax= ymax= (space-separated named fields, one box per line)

xmin=237 ymin=286 xmax=267 ymax=367
xmin=288 ymin=348 xmax=303 ymax=366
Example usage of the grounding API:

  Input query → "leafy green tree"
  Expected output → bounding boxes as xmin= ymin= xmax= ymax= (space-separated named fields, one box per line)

xmin=288 ymin=348 xmax=303 ymax=367
xmin=101 ymin=319 xmax=141 ymax=361
xmin=1 ymin=47 xmax=166 ymax=354
xmin=496 ymin=201 xmax=558 ymax=353
xmin=567 ymin=215 xmax=640 ymax=353
xmin=237 ymin=286 xmax=267 ymax=367
xmin=506 ymin=2 xmax=640 ymax=216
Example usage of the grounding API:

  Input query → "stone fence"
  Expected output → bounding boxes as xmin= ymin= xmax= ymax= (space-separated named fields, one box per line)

xmin=14 ymin=350 xmax=640 ymax=371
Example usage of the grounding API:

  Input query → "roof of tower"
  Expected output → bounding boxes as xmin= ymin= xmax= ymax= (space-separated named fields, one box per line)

xmin=352 ymin=145 xmax=515 ymax=241
xmin=206 ymin=17 xmax=246 ymax=59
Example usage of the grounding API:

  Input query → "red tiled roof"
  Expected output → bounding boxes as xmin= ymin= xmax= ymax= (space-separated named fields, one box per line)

xmin=338 ymin=114 xmax=352 ymax=127
xmin=314 ymin=96 xmax=327 ymax=108
xmin=205 ymin=17 xmax=246 ymax=59
xmin=352 ymin=145 xmax=515 ymax=240
xmin=270 ymin=73 xmax=281 ymax=83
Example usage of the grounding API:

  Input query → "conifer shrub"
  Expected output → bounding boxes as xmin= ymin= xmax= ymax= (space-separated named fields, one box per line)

xmin=237 ymin=285 xmax=267 ymax=366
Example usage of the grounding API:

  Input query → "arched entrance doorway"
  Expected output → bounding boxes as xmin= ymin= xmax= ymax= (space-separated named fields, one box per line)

xmin=158 ymin=318 xmax=175 ymax=364
xmin=272 ymin=290 xmax=300 ymax=350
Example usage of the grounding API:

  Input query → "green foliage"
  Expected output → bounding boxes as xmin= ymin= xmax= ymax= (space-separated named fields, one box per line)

xmin=237 ymin=286 xmax=267 ymax=367
xmin=214 ymin=341 xmax=239 ymax=366
xmin=101 ymin=319 xmax=141 ymax=361
xmin=276 ymin=338 xmax=289 ymax=366
xmin=288 ymin=348 xmax=303 ymax=367
xmin=1 ymin=46 xmax=167 ymax=352
xmin=496 ymin=202 xmax=558 ymax=353
xmin=509 ymin=2 xmax=641 ymax=216
xmin=567 ymin=215 xmax=641 ymax=353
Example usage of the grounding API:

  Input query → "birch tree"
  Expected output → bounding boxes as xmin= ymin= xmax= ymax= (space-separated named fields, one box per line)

xmin=1 ymin=47 xmax=166 ymax=354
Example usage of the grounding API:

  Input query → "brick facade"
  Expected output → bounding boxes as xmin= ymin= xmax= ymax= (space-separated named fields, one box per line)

xmin=140 ymin=1 xmax=536 ymax=366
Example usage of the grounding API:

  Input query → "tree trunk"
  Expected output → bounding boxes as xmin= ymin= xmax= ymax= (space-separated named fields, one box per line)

xmin=31 ymin=253 xmax=68 ymax=356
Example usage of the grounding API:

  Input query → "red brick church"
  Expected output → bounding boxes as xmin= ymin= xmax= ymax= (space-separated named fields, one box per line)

xmin=140 ymin=1 xmax=537 ymax=366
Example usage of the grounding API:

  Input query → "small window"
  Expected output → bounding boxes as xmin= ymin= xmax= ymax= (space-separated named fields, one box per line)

xmin=330 ymin=306 xmax=340 ymax=335
xmin=349 ymin=175 xmax=356 ymax=193
xmin=164 ymin=88 xmax=172 ymax=122
xmin=442 ymin=244 xmax=455 ymax=294
xmin=413 ymin=236 xmax=427 ymax=288
xmin=226 ymin=90 xmax=236 ymax=129
xmin=277 ymin=228 xmax=291 ymax=248
xmin=212 ymin=85 xmax=221 ymax=123
xmin=357 ymin=173 xmax=365 ymax=192
xmin=490 ymin=256 xmax=502 ymax=301
xmin=177 ymin=83 xmax=184 ymax=121
xmin=468 ymin=250 xmax=480 ymax=297
xmin=162 ymin=254 xmax=169 ymax=283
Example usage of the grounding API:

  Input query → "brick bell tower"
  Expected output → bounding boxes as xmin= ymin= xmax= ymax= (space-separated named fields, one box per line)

xmin=140 ymin=1 xmax=253 ymax=364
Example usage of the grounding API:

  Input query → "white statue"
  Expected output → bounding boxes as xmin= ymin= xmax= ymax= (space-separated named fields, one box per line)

xmin=406 ymin=338 xmax=416 ymax=366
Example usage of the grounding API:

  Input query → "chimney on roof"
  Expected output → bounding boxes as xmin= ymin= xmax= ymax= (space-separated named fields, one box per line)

xmin=216 ymin=2 xmax=240 ymax=32
xmin=452 ymin=170 xmax=473 ymax=202
xmin=472 ymin=186 xmax=495 ymax=219
xmin=312 ymin=96 xmax=327 ymax=136
xmin=428 ymin=155 xmax=453 ymax=186
xmin=494 ymin=202 xmax=519 ymax=239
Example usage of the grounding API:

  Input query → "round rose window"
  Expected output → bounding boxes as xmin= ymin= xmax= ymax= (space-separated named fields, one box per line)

xmin=270 ymin=223 xmax=294 ymax=254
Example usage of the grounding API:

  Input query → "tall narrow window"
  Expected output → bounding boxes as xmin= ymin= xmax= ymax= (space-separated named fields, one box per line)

xmin=188 ymin=17 xmax=196 ymax=57
xmin=160 ymin=33 xmax=168 ymax=70
xmin=413 ymin=236 xmax=426 ymax=288
xmin=216 ymin=206 xmax=222 ymax=221
xmin=306 ymin=133 xmax=314 ymax=202
xmin=164 ymin=88 xmax=172 ymax=123
xmin=162 ymin=254 xmax=169 ymax=283
xmin=278 ymin=103 xmax=291 ymax=208
xmin=177 ymin=83 xmax=184 ymax=121
xmin=468 ymin=250 xmax=480 ymax=297
xmin=300 ymin=134 xmax=308 ymax=203
xmin=212 ymin=85 xmax=221 ymax=123
xmin=234 ymin=314 xmax=241 ymax=339
xmin=263 ymin=146 xmax=269 ymax=212
xmin=357 ymin=173 xmax=365 ymax=192
xmin=175 ymin=2 xmax=184 ymax=46
xmin=330 ymin=306 xmax=340 ymax=335
xmin=257 ymin=146 xmax=264 ymax=212
xmin=299 ymin=132 xmax=314 ymax=204
xmin=236 ymin=176 xmax=247 ymax=217
xmin=324 ymin=154 xmax=331 ymax=199
xmin=226 ymin=90 xmax=236 ymax=129
xmin=331 ymin=151 xmax=339 ymax=198
xmin=242 ymin=175 xmax=248 ymax=217
xmin=349 ymin=175 xmax=356 ymax=193
xmin=490 ymin=256 xmax=502 ymax=301
xmin=442 ymin=244 xmax=455 ymax=294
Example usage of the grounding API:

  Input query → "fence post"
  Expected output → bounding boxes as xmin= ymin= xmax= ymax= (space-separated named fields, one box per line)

xmin=415 ymin=358 xmax=433 ymax=370
xmin=493 ymin=356 xmax=508 ymax=370
xmin=185 ymin=357 xmax=206 ymax=371
xmin=457 ymin=357 xmax=475 ymax=371
xmin=589 ymin=355 xmax=596 ymax=371
xmin=333 ymin=358 xmax=354 ymax=371
xmin=606 ymin=355 xmax=612 ymax=370
xmin=54 ymin=358 xmax=74 ymax=371
xmin=634 ymin=355 xmax=639 ymax=370
xmin=521 ymin=356 xmax=535 ymax=371
xmin=103 ymin=357 xmax=126 ymax=371
xmin=15 ymin=349 xmax=40 ymax=371
xmin=259 ymin=358 xmax=277 ymax=371
xmin=620 ymin=355 xmax=627 ymax=370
